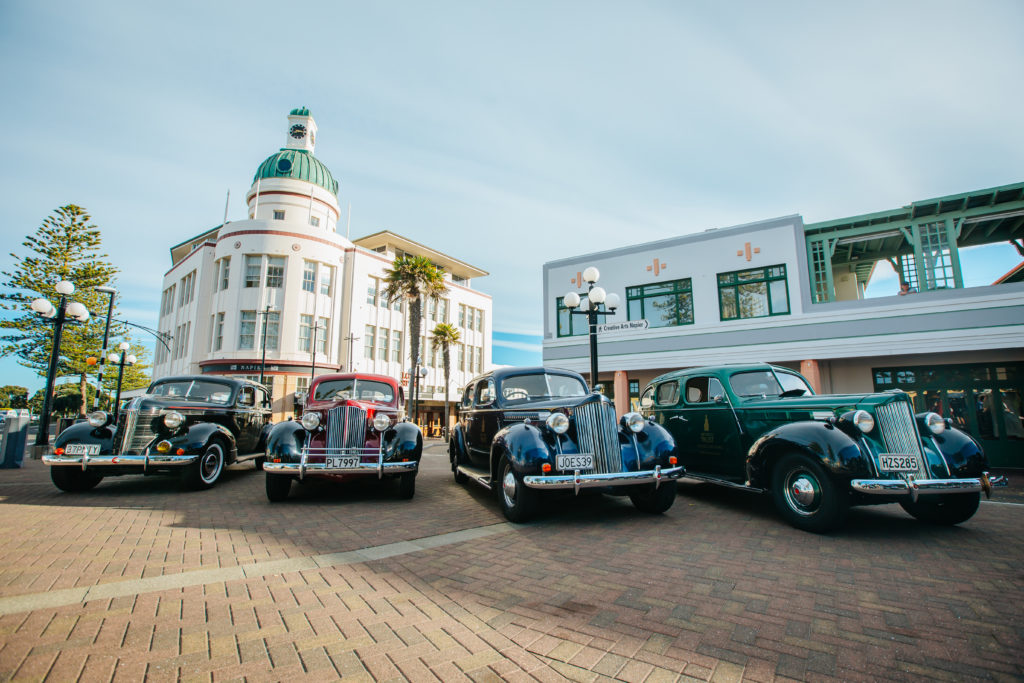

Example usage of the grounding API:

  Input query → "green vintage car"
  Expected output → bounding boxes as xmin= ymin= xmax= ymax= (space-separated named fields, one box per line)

xmin=641 ymin=364 xmax=994 ymax=532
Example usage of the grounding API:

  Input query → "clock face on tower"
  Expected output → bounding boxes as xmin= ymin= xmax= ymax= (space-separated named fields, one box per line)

xmin=289 ymin=124 xmax=307 ymax=139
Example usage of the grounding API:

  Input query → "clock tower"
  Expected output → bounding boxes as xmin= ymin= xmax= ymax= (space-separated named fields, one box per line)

xmin=284 ymin=106 xmax=317 ymax=153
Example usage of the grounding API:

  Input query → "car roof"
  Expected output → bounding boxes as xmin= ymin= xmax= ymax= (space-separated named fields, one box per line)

xmin=464 ymin=366 xmax=587 ymax=385
xmin=152 ymin=375 xmax=253 ymax=389
xmin=648 ymin=363 xmax=802 ymax=385
xmin=310 ymin=372 xmax=399 ymax=387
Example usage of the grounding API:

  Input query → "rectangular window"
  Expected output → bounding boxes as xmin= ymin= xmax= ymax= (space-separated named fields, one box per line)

xmin=626 ymin=278 xmax=694 ymax=328
xmin=302 ymin=261 xmax=316 ymax=293
xmin=458 ymin=304 xmax=466 ymax=327
xmin=475 ymin=309 xmax=483 ymax=332
xmin=424 ymin=339 xmax=434 ymax=367
xmin=310 ymin=216 xmax=320 ymax=227
xmin=319 ymin=266 xmax=332 ymax=295
xmin=183 ymin=322 xmax=190 ymax=356
xmin=266 ymin=257 xmax=285 ymax=288
xmin=391 ymin=330 xmax=401 ymax=362
xmin=428 ymin=298 xmax=437 ymax=321
xmin=367 ymin=277 xmax=378 ymax=305
xmin=244 ymin=255 xmax=261 ymax=288
xmin=718 ymin=265 xmax=790 ymax=321
xmin=273 ymin=210 xmax=285 ymax=220
xmin=239 ymin=311 xmax=256 ymax=349
xmin=219 ymin=258 xmax=230 ymax=291
xmin=316 ymin=318 xmax=328 ymax=353
xmin=458 ymin=343 xmax=465 ymax=372
xmin=392 ymin=297 xmax=402 ymax=312
xmin=438 ymin=299 xmax=448 ymax=323
xmin=299 ymin=314 xmax=313 ymax=352
xmin=264 ymin=311 xmax=280 ymax=350
xmin=214 ymin=313 xmax=224 ymax=351
xmin=556 ymin=297 xmax=589 ymax=337
xmin=475 ymin=346 xmax=483 ymax=373
xmin=378 ymin=328 xmax=388 ymax=361
xmin=364 ymin=325 xmax=375 ymax=359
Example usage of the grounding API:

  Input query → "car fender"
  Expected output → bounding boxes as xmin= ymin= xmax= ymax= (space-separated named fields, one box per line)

xmin=746 ymin=421 xmax=865 ymax=488
xmin=385 ymin=421 xmax=422 ymax=462
xmin=492 ymin=423 xmax=555 ymax=473
xmin=266 ymin=421 xmax=307 ymax=462
xmin=54 ymin=422 xmax=114 ymax=453
xmin=922 ymin=426 xmax=987 ymax=477
xmin=182 ymin=422 xmax=237 ymax=459
xmin=255 ymin=421 xmax=275 ymax=452
xmin=625 ymin=420 xmax=678 ymax=470
xmin=449 ymin=423 xmax=470 ymax=464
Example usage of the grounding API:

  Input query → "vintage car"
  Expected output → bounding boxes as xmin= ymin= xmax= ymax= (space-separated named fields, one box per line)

xmin=641 ymin=363 xmax=995 ymax=532
xmin=449 ymin=366 xmax=685 ymax=522
xmin=262 ymin=372 xmax=422 ymax=501
xmin=43 ymin=375 xmax=273 ymax=492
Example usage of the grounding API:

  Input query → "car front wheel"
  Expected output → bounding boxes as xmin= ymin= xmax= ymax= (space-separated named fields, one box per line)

xmin=629 ymin=482 xmax=677 ymax=514
xmin=771 ymin=453 xmax=848 ymax=533
xmin=265 ymin=473 xmax=291 ymax=502
xmin=51 ymin=467 xmax=103 ymax=493
xmin=900 ymin=492 xmax=980 ymax=525
xmin=183 ymin=440 xmax=226 ymax=490
xmin=398 ymin=472 xmax=416 ymax=499
xmin=498 ymin=455 xmax=537 ymax=523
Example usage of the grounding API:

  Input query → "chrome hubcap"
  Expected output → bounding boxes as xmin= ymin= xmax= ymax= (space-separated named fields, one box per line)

xmin=785 ymin=472 xmax=820 ymax=515
xmin=201 ymin=446 xmax=223 ymax=483
xmin=502 ymin=468 xmax=517 ymax=507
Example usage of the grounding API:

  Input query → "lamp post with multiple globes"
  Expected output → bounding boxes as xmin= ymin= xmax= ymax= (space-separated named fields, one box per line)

xmin=109 ymin=341 xmax=137 ymax=422
xmin=563 ymin=267 xmax=620 ymax=390
xmin=30 ymin=281 xmax=91 ymax=455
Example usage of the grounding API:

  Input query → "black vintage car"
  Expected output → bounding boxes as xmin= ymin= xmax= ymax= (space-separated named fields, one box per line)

xmin=450 ymin=366 xmax=685 ymax=522
xmin=262 ymin=372 xmax=422 ymax=501
xmin=43 ymin=376 xmax=273 ymax=492
xmin=642 ymin=363 xmax=995 ymax=532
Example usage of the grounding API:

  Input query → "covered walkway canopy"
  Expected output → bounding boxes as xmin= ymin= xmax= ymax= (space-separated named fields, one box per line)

xmin=804 ymin=182 xmax=1024 ymax=303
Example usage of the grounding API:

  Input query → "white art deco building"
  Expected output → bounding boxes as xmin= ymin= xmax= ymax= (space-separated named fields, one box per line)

xmin=152 ymin=108 xmax=492 ymax=432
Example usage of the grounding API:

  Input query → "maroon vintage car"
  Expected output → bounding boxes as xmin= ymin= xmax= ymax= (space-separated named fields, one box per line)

xmin=262 ymin=372 xmax=423 ymax=501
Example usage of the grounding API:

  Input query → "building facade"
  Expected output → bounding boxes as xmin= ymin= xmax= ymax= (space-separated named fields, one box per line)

xmin=153 ymin=108 xmax=492 ymax=433
xmin=542 ymin=183 xmax=1024 ymax=467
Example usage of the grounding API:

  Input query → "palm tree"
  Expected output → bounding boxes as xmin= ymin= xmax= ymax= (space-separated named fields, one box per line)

xmin=430 ymin=322 xmax=461 ymax=438
xmin=382 ymin=256 xmax=447 ymax=421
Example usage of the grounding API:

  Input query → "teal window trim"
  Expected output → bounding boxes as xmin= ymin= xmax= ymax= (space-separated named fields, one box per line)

xmin=717 ymin=264 xmax=790 ymax=321
xmin=625 ymin=278 xmax=694 ymax=327
xmin=555 ymin=296 xmax=589 ymax=338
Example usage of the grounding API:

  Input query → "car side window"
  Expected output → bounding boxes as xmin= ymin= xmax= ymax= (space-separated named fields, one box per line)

xmin=654 ymin=381 xmax=680 ymax=406
xmin=476 ymin=380 xmax=495 ymax=406
xmin=461 ymin=384 xmax=475 ymax=408
xmin=238 ymin=387 xmax=255 ymax=406
xmin=684 ymin=377 xmax=726 ymax=404
xmin=257 ymin=388 xmax=271 ymax=409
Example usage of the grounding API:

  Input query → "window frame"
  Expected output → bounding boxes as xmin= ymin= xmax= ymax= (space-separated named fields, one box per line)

xmin=717 ymin=264 xmax=790 ymax=321
xmin=626 ymin=278 xmax=694 ymax=328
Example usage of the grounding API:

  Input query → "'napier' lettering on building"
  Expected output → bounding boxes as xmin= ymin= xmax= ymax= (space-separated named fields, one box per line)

xmin=597 ymin=320 xmax=649 ymax=333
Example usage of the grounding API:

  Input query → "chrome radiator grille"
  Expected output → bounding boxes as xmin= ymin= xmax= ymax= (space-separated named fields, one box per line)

xmin=112 ymin=409 xmax=159 ymax=454
xmin=572 ymin=401 xmax=622 ymax=474
xmin=875 ymin=401 xmax=929 ymax=478
xmin=327 ymin=405 xmax=368 ymax=451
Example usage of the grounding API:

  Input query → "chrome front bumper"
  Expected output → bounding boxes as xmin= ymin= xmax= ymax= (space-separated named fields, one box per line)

xmin=851 ymin=474 xmax=985 ymax=502
xmin=523 ymin=465 xmax=685 ymax=495
xmin=42 ymin=454 xmax=200 ymax=470
xmin=263 ymin=447 xmax=418 ymax=480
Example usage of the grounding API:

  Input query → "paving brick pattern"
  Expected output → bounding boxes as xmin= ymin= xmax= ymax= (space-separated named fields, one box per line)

xmin=0 ymin=444 xmax=1021 ymax=681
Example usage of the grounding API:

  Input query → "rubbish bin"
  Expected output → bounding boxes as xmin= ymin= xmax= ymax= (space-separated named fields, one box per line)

xmin=0 ymin=410 xmax=31 ymax=469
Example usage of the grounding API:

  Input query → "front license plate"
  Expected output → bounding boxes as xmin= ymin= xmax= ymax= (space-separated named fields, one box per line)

xmin=325 ymin=456 xmax=360 ymax=469
xmin=878 ymin=454 xmax=919 ymax=472
xmin=557 ymin=454 xmax=593 ymax=471
xmin=64 ymin=443 xmax=100 ymax=456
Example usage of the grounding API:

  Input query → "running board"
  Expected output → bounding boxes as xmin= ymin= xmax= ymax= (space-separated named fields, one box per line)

xmin=685 ymin=471 xmax=765 ymax=493
xmin=457 ymin=465 xmax=493 ymax=491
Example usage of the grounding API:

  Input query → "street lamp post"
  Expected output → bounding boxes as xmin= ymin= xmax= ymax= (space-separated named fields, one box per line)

xmin=257 ymin=305 xmax=277 ymax=393
xmin=412 ymin=364 xmax=428 ymax=425
xmin=108 ymin=342 xmax=137 ymax=422
xmin=92 ymin=286 xmax=117 ymax=409
xmin=30 ymin=281 xmax=90 ymax=456
xmin=563 ymin=267 xmax=620 ymax=389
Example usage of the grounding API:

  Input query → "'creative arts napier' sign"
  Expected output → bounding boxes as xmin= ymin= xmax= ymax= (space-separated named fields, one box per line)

xmin=597 ymin=320 xmax=649 ymax=333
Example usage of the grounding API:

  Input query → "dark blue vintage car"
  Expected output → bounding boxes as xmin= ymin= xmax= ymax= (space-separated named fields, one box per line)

xmin=43 ymin=375 xmax=273 ymax=492
xmin=450 ymin=367 xmax=684 ymax=522
xmin=262 ymin=372 xmax=422 ymax=501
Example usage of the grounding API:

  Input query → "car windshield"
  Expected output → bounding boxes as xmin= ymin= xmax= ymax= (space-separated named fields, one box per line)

xmin=148 ymin=380 xmax=233 ymax=404
xmin=729 ymin=370 xmax=812 ymax=398
xmin=313 ymin=379 xmax=395 ymax=404
xmin=499 ymin=373 xmax=588 ymax=404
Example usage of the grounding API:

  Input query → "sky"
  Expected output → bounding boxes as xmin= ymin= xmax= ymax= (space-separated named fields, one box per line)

xmin=1 ymin=0 xmax=1022 ymax=393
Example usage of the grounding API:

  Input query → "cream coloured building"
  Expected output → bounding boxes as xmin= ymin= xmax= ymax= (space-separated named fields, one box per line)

xmin=153 ymin=108 xmax=492 ymax=432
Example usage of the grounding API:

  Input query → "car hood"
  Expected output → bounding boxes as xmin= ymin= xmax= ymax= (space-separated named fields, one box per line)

xmin=130 ymin=396 xmax=234 ymax=412
xmin=499 ymin=393 xmax=610 ymax=412
xmin=737 ymin=391 xmax=910 ymax=412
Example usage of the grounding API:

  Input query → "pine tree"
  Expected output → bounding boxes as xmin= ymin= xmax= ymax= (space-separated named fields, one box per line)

xmin=0 ymin=205 xmax=123 ymax=415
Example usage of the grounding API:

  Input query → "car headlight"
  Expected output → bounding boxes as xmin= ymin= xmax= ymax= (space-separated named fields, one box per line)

xmin=162 ymin=411 xmax=185 ymax=430
xmin=546 ymin=412 xmax=569 ymax=434
xmin=925 ymin=412 xmax=946 ymax=435
xmin=623 ymin=412 xmax=646 ymax=433
xmin=372 ymin=413 xmax=392 ymax=432
xmin=301 ymin=412 xmax=321 ymax=431
xmin=87 ymin=411 xmax=108 ymax=428
xmin=853 ymin=410 xmax=874 ymax=434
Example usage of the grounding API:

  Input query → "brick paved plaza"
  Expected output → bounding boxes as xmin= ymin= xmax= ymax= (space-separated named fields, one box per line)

xmin=0 ymin=443 xmax=1021 ymax=682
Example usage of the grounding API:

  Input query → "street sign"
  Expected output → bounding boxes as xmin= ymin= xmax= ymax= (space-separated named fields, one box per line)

xmin=597 ymin=320 xmax=649 ymax=333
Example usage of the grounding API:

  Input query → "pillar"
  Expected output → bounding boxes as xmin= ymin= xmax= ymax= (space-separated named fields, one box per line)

xmin=800 ymin=360 xmax=822 ymax=394
xmin=613 ymin=371 xmax=630 ymax=418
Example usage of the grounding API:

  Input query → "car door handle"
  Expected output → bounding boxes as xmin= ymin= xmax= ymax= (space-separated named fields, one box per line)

xmin=669 ymin=416 xmax=688 ymax=422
